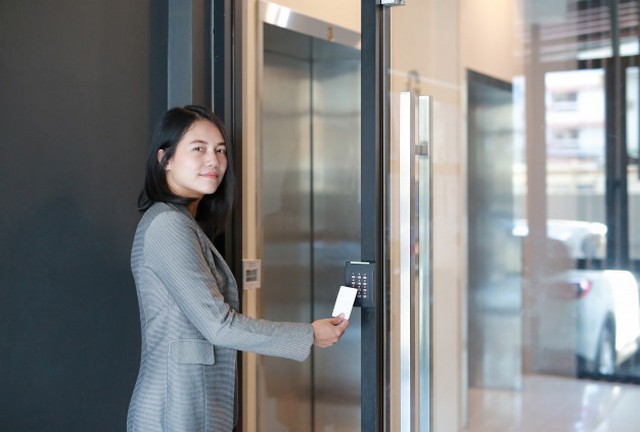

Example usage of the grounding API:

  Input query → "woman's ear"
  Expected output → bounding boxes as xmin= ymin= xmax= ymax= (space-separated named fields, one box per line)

xmin=157 ymin=149 xmax=169 ymax=170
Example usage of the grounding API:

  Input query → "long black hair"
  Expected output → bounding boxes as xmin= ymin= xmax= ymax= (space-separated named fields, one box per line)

xmin=138 ymin=105 xmax=235 ymax=238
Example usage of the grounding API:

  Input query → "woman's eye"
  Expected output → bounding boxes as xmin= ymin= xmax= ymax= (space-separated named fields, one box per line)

xmin=193 ymin=146 xmax=204 ymax=152
xmin=216 ymin=147 xmax=227 ymax=155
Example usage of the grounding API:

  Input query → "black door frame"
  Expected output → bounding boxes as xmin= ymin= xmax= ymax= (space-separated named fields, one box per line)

xmin=217 ymin=1 xmax=390 ymax=429
xmin=361 ymin=1 xmax=387 ymax=431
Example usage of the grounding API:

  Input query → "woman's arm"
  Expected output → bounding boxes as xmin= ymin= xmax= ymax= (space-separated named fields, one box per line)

xmin=143 ymin=210 xmax=315 ymax=361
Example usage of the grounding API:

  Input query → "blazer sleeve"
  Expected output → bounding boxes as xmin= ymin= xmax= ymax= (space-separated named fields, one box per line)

xmin=142 ymin=211 xmax=314 ymax=362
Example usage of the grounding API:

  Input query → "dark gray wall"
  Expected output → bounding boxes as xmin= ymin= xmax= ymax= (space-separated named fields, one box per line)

xmin=0 ymin=1 xmax=168 ymax=430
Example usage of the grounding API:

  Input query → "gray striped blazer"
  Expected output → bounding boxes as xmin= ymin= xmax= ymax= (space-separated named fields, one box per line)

xmin=127 ymin=202 xmax=314 ymax=431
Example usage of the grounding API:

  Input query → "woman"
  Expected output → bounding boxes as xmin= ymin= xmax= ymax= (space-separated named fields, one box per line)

xmin=127 ymin=105 xmax=349 ymax=431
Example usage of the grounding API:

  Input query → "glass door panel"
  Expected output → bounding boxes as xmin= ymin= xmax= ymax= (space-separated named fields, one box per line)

xmin=385 ymin=3 xmax=440 ymax=432
xmin=528 ymin=68 xmax=610 ymax=379
xmin=465 ymin=0 xmax=640 ymax=427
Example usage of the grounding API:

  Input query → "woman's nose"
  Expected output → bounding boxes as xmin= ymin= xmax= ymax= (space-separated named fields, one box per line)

xmin=206 ymin=150 xmax=219 ymax=167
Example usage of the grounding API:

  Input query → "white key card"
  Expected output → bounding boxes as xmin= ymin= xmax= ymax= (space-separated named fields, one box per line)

xmin=332 ymin=286 xmax=358 ymax=320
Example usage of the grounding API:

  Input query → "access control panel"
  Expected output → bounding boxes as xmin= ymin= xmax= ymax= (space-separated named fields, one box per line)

xmin=345 ymin=261 xmax=375 ymax=308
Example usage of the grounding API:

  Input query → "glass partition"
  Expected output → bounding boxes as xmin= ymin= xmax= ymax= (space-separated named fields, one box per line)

xmin=383 ymin=0 xmax=640 ymax=430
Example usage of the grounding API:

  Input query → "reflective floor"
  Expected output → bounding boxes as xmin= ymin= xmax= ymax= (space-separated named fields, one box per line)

xmin=468 ymin=374 xmax=640 ymax=432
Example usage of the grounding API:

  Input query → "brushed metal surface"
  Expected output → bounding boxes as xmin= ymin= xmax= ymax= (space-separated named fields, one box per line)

xmin=260 ymin=23 xmax=361 ymax=431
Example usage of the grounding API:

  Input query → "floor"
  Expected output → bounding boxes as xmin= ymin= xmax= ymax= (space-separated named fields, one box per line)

xmin=467 ymin=374 xmax=640 ymax=432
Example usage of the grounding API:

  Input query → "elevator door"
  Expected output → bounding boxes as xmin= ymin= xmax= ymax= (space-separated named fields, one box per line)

xmin=259 ymin=23 xmax=362 ymax=431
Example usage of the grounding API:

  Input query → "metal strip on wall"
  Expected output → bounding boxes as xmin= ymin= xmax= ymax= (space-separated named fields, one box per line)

xmin=259 ymin=1 xmax=361 ymax=49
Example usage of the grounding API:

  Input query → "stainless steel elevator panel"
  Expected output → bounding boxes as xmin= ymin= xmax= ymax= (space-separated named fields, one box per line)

xmin=260 ymin=23 xmax=361 ymax=431
xmin=260 ymin=30 xmax=313 ymax=431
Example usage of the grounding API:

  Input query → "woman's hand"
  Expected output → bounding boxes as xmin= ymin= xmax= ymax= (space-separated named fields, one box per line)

xmin=311 ymin=314 xmax=349 ymax=348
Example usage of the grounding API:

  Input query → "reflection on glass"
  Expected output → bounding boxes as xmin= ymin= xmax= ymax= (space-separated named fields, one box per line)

xmin=259 ymin=22 xmax=362 ymax=431
xmin=467 ymin=70 xmax=521 ymax=390
xmin=534 ymin=69 xmax=640 ymax=380
xmin=545 ymin=70 xmax=606 ymax=230
xmin=390 ymin=0 xmax=640 ymax=429
xmin=417 ymin=95 xmax=431 ymax=431
xmin=627 ymin=66 xmax=640 ymax=260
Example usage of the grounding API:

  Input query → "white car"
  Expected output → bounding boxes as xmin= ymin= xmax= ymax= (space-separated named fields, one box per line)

xmin=515 ymin=220 xmax=640 ymax=376
xmin=569 ymin=269 xmax=640 ymax=375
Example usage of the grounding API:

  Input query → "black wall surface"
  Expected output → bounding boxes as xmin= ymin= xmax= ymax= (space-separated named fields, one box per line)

xmin=0 ymin=1 xmax=169 ymax=430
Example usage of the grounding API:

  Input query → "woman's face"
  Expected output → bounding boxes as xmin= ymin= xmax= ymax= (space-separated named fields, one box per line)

xmin=159 ymin=119 xmax=228 ymax=202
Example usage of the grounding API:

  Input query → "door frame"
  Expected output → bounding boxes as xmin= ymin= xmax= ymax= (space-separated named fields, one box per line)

xmin=360 ymin=1 xmax=387 ymax=430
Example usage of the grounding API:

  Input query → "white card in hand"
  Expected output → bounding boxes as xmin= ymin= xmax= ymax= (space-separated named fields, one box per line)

xmin=332 ymin=286 xmax=358 ymax=320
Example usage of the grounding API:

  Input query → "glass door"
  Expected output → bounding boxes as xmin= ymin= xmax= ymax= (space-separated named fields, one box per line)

xmin=360 ymin=3 xmax=433 ymax=431
xmin=363 ymin=1 xmax=640 ymax=431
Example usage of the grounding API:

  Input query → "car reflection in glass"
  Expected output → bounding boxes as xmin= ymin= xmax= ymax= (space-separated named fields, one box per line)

xmin=514 ymin=219 xmax=640 ymax=379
